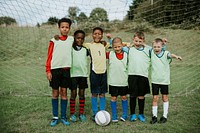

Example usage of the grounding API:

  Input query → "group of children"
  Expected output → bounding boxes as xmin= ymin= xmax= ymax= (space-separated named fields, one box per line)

xmin=45 ymin=18 xmax=182 ymax=126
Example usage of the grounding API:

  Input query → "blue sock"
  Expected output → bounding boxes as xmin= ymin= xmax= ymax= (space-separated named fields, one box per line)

xmin=100 ymin=97 xmax=106 ymax=110
xmin=52 ymin=99 xmax=58 ymax=117
xmin=110 ymin=100 xmax=117 ymax=118
xmin=122 ymin=99 xmax=128 ymax=116
xmin=91 ymin=97 xmax=98 ymax=115
xmin=61 ymin=99 xmax=67 ymax=118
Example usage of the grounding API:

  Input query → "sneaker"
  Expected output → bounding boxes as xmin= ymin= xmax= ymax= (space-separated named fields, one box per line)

xmin=79 ymin=114 xmax=86 ymax=122
xmin=91 ymin=115 xmax=95 ymax=122
xmin=50 ymin=118 xmax=58 ymax=126
xmin=112 ymin=115 xmax=118 ymax=122
xmin=150 ymin=116 xmax=157 ymax=124
xmin=120 ymin=114 xmax=127 ymax=122
xmin=138 ymin=114 xmax=145 ymax=122
xmin=70 ymin=114 xmax=77 ymax=122
xmin=130 ymin=114 xmax=137 ymax=122
xmin=60 ymin=117 xmax=70 ymax=125
xmin=159 ymin=116 xmax=167 ymax=123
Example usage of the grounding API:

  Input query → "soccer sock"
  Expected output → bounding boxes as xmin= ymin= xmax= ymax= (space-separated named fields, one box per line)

xmin=100 ymin=96 xmax=106 ymax=110
xmin=152 ymin=106 xmax=158 ymax=117
xmin=70 ymin=98 xmax=76 ymax=115
xmin=79 ymin=98 xmax=85 ymax=114
xmin=163 ymin=101 xmax=169 ymax=118
xmin=91 ymin=97 xmax=98 ymax=115
xmin=130 ymin=96 xmax=136 ymax=114
xmin=122 ymin=99 xmax=128 ymax=117
xmin=138 ymin=98 xmax=145 ymax=114
xmin=110 ymin=100 xmax=117 ymax=118
xmin=61 ymin=99 xmax=67 ymax=118
xmin=52 ymin=98 xmax=58 ymax=118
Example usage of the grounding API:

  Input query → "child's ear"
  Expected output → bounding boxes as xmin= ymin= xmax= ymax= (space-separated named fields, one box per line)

xmin=54 ymin=35 xmax=59 ymax=40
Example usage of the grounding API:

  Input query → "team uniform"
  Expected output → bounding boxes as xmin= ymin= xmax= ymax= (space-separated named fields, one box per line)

xmin=69 ymin=45 xmax=89 ymax=119
xmin=107 ymin=51 xmax=129 ymax=122
xmin=128 ymin=46 xmax=151 ymax=122
xmin=46 ymin=35 xmax=73 ymax=126
xmin=83 ymin=42 xmax=107 ymax=117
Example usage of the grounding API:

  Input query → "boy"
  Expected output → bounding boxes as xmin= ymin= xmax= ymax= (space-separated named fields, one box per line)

xmin=128 ymin=31 xmax=151 ymax=122
xmin=45 ymin=18 xmax=73 ymax=126
xmin=69 ymin=30 xmax=89 ymax=122
xmin=150 ymin=38 xmax=182 ymax=124
xmin=107 ymin=37 xmax=128 ymax=122
xmin=83 ymin=27 xmax=108 ymax=121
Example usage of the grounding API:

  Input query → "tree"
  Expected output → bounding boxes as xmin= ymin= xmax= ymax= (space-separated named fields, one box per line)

xmin=47 ymin=17 xmax=59 ymax=25
xmin=77 ymin=12 xmax=88 ymax=22
xmin=68 ymin=6 xmax=80 ymax=21
xmin=126 ymin=0 xmax=144 ymax=20
xmin=0 ymin=16 xmax=17 ymax=25
xmin=89 ymin=7 xmax=109 ymax=22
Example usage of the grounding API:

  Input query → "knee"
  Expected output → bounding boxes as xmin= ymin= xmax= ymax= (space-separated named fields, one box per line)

xmin=152 ymin=96 xmax=159 ymax=103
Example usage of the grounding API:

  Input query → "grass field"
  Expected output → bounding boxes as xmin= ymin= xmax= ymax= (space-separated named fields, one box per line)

xmin=0 ymin=27 xmax=200 ymax=133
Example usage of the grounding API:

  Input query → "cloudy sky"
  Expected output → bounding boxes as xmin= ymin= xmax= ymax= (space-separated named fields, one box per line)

xmin=0 ymin=0 xmax=132 ymax=26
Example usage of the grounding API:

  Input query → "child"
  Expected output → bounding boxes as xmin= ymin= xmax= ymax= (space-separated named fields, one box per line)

xmin=69 ymin=30 xmax=89 ymax=122
xmin=83 ymin=27 xmax=108 ymax=121
xmin=150 ymin=38 xmax=182 ymax=124
xmin=128 ymin=31 xmax=151 ymax=122
xmin=107 ymin=37 xmax=128 ymax=122
xmin=45 ymin=18 xmax=73 ymax=126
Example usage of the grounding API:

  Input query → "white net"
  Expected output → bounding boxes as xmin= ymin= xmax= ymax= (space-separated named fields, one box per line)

xmin=0 ymin=0 xmax=200 ymax=98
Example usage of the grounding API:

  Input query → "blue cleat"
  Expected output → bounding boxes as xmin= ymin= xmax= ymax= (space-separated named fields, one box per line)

xmin=50 ymin=118 xmax=58 ymax=126
xmin=130 ymin=114 xmax=137 ymax=122
xmin=70 ymin=114 xmax=77 ymax=122
xmin=138 ymin=114 xmax=145 ymax=122
xmin=120 ymin=114 xmax=127 ymax=122
xmin=60 ymin=117 xmax=70 ymax=125
xmin=79 ymin=114 xmax=86 ymax=122
xmin=112 ymin=115 xmax=118 ymax=122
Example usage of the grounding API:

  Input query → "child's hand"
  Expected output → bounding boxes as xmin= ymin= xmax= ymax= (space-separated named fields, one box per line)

xmin=162 ymin=38 xmax=167 ymax=44
xmin=46 ymin=72 xmax=52 ymax=81
xmin=106 ymin=33 xmax=112 ymax=39
xmin=54 ymin=35 xmax=59 ymax=40
xmin=176 ymin=56 xmax=182 ymax=61
xmin=100 ymin=40 xmax=107 ymax=46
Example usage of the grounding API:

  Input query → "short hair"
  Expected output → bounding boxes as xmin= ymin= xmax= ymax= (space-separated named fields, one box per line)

xmin=154 ymin=38 xmax=163 ymax=43
xmin=58 ymin=18 xmax=72 ymax=28
xmin=74 ymin=30 xmax=85 ymax=38
xmin=134 ymin=31 xmax=145 ymax=40
xmin=112 ymin=37 xmax=122 ymax=45
xmin=93 ymin=27 xmax=103 ymax=34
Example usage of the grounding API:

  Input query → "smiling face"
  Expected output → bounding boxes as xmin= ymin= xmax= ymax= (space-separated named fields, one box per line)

xmin=59 ymin=22 xmax=70 ymax=36
xmin=153 ymin=41 xmax=163 ymax=54
xmin=112 ymin=38 xmax=123 ymax=54
xmin=92 ymin=29 xmax=103 ymax=43
xmin=133 ymin=36 xmax=144 ymax=49
xmin=74 ymin=33 xmax=85 ymax=46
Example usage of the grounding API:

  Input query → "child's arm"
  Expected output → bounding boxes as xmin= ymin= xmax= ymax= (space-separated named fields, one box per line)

xmin=170 ymin=53 xmax=182 ymax=61
xmin=46 ymin=41 xmax=54 ymax=81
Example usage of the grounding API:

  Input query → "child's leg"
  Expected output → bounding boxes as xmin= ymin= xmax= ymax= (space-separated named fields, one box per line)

xmin=120 ymin=96 xmax=128 ymax=121
xmin=60 ymin=87 xmax=68 ymax=118
xmin=70 ymin=89 xmax=77 ymax=116
xmin=79 ymin=89 xmax=85 ymax=115
xmin=152 ymin=95 xmax=159 ymax=117
xmin=110 ymin=96 xmax=118 ymax=122
xmin=91 ymin=93 xmax=98 ymax=115
xmin=99 ymin=93 xmax=106 ymax=110
xmin=162 ymin=94 xmax=169 ymax=118
xmin=138 ymin=96 xmax=146 ymax=122
xmin=130 ymin=96 xmax=137 ymax=115
xmin=52 ymin=89 xmax=59 ymax=119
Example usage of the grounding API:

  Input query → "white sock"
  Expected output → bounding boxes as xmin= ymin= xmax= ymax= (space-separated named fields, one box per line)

xmin=152 ymin=106 xmax=158 ymax=117
xmin=163 ymin=101 xmax=169 ymax=118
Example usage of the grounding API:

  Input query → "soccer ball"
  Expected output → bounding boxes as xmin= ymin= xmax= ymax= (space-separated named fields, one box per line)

xmin=95 ymin=110 xmax=111 ymax=126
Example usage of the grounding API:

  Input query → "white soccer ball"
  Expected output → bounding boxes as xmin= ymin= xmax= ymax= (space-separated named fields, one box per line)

xmin=95 ymin=110 xmax=111 ymax=126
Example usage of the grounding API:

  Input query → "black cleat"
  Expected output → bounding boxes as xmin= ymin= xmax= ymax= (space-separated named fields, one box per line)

xmin=150 ymin=116 xmax=157 ymax=124
xmin=159 ymin=116 xmax=167 ymax=123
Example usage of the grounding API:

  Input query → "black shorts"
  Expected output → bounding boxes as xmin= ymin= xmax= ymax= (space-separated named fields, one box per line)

xmin=50 ymin=68 xmax=71 ymax=90
xmin=90 ymin=70 xmax=108 ymax=94
xmin=128 ymin=75 xmax=150 ymax=97
xmin=70 ymin=77 xmax=88 ymax=90
xmin=109 ymin=85 xmax=128 ymax=97
xmin=152 ymin=83 xmax=169 ymax=95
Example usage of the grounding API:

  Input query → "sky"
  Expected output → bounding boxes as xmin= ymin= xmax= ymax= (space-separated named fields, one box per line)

xmin=0 ymin=0 xmax=132 ymax=26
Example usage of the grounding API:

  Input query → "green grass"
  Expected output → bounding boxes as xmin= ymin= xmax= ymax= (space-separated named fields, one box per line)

xmin=0 ymin=27 xmax=200 ymax=133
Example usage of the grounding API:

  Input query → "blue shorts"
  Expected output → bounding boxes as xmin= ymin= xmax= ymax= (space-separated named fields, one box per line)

xmin=90 ymin=70 xmax=108 ymax=94
xmin=50 ymin=68 xmax=71 ymax=90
